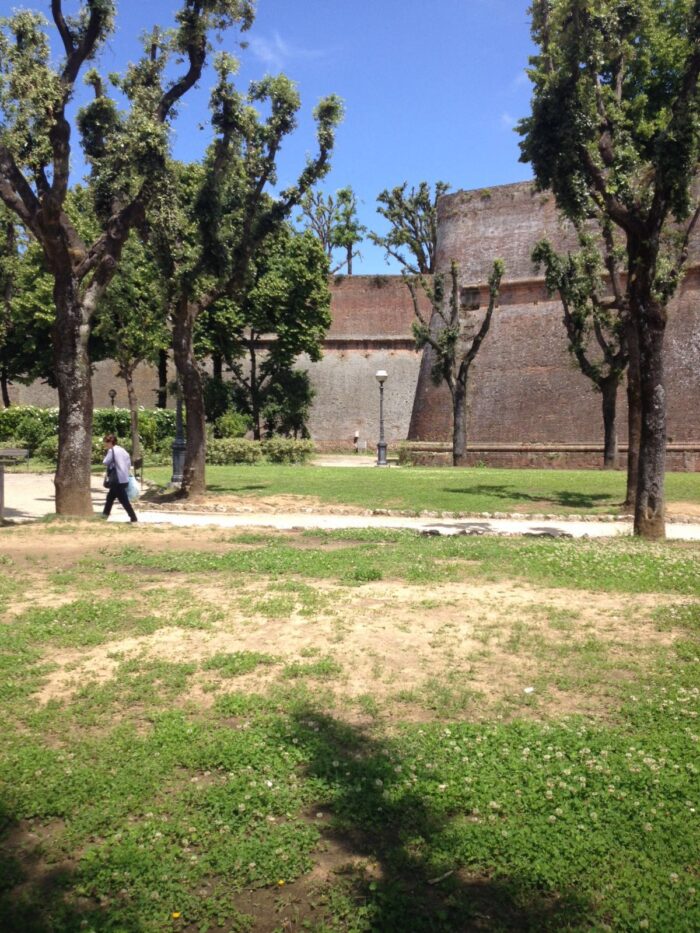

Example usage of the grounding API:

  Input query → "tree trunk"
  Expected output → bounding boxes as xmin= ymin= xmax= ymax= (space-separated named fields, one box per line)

xmin=0 ymin=369 xmax=10 ymax=408
xmin=249 ymin=339 xmax=261 ymax=440
xmin=172 ymin=299 xmax=206 ymax=496
xmin=123 ymin=366 xmax=142 ymax=465
xmin=346 ymin=244 xmax=353 ymax=275
xmin=212 ymin=352 xmax=223 ymax=381
xmin=624 ymin=317 xmax=641 ymax=509
xmin=157 ymin=349 xmax=168 ymax=409
xmin=634 ymin=308 xmax=666 ymax=539
xmin=600 ymin=377 xmax=618 ymax=469
xmin=52 ymin=276 xmax=95 ymax=516
xmin=452 ymin=375 xmax=468 ymax=466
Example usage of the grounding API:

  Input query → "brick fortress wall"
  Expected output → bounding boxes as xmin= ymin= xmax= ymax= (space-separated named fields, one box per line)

xmin=407 ymin=181 xmax=700 ymax=469
xmin=8 ymin=181 xmax=699 ymax=466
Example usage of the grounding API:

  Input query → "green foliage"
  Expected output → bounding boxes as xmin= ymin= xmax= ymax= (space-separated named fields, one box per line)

xmin=0 ymin=406 xmax=57 ymax=445
xmin=532 ymin=236 xmax=627 ymax=390
xmin=370 ymin=181 xmax=450 ymax=274
xmin=213 ymin=409 xmax=250 ymax=439
xmin=519 ymin=0 xmax=700 ymax=288
xmin=260 ymin=438 xmax=315 ymax=464
xmin=206 ymin=438 xmax=263 ymax=465
xmin=205 ymin=437 xmax=314 ymax=465
xmin=297 ymin=185 xmax=366 ymax=273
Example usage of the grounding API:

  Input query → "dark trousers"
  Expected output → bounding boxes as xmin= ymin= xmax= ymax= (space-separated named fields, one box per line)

xmin=103 ymin=482 xmax=138 ymax=522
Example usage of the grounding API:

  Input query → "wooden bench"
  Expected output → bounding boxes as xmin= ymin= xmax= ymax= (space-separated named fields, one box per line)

xmin=0 ymin=448 xmax=29 ymax=522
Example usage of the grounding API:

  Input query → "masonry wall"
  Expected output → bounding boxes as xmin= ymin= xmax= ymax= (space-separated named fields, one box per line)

xmin=408 ymin=181 xmax=700 ymax=465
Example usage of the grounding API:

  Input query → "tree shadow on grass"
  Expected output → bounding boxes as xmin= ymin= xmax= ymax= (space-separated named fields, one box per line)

xmin=282 ymin=708 xmax=592 ymax=932
xmin=0 ymin=807 xmax=144 ymax=933
xmin=443 ymin=484 xmax=614 ymax=511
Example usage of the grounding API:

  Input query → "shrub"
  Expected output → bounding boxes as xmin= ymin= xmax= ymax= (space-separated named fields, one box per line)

xmin=207 ymin=438 xmax=263 ymax=465
xmin=214 ymin=410 xmax=250 ymax=439
xmin=261 ymin=438 xmax=315 ymax=464
xmin=92 ymin=407 xmax=132 ymax=439
xmin=0 ymin=406 xmax=58 ymax=448
xmin=138 ymin=408 xmax=178 ymax=450
xmin=35 ymin=436 xmax=59 ymax=462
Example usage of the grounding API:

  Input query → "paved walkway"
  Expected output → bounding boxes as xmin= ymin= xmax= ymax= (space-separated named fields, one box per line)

xmin=3 ymin=471 xmax=700 ymax=540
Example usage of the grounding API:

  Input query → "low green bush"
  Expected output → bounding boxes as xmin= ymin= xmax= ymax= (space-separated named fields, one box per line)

xmin=207 ymin=438 xmax=263 ymax=465
xmin=261 ymin=438 xmax=315 ymax=464
xmin=34 ymin=436 xmax=59 ymax=462
xmin=213 ymin=410 xmax=250 ymax=439
xmin=0 ymin=406 xmax=59 ymax=450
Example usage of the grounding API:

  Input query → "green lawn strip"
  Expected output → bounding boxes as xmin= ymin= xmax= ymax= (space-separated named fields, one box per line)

xmin=144 ymin=463 xmax=700 ymax=515
xmin=1 ymin=655 xmax=698 ymax=932
xmin=114 ymin=532 xmax=700 ymax=597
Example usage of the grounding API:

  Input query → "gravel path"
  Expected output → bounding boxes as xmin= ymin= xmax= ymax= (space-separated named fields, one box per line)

xmin=3 ymin=471 xmax=700 ymax=540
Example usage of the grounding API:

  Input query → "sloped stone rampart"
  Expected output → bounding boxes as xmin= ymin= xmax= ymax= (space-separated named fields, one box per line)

xmin=408 ymin=181 xmax=700 ymax=466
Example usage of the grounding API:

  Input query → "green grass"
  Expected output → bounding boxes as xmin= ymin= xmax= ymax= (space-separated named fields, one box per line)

xmin=113 ymin=530 xmax=700 ymax=596
xmin=144 ymin=463 xmax=700 ymax=515
xmin=1 ymin=525 xmax=699 ymax=931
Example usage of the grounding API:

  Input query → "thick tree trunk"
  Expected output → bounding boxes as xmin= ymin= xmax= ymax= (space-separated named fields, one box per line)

xmin=172 ymin=299 xmax=206 ymax=496
xmin=123 ymin=367 xmax=142 ymax=465
xmin=624 ymin=317 xmax=641 ymax=509
xmin=600 ymin=377 xmax=618 ymax=469
xmin=0 ymin=369 xmax=10 ymax=408
xmin=52 ymin=276 xmax=95 ymax=516
xmin=157 ymin=349 xmax=168 ymax=409
xmin=634 ymin=309 xmax=666 ymax=539
xmin=452 ymin=376 xmax=468 ymax=467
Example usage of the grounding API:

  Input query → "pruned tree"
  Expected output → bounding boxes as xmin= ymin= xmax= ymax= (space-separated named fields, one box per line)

xmin=371 ymin=181 xmax=450 ymax=274
xmin=93 ymin=235 xmax=169 ymax=462
xmin=0 ymin=0 xmax=254 ymax=514
xmin=407 ymin=259 xmax=504 ymax=465
xmin=533 ymin=235 xmax=628 ymax=470
xmin=150 ymin=63 xmax=341 ymax=495
xmin=298 ymin=186 xmax=365 ymax=273
xmin=518 ymin=0 xmax=700 ymax=539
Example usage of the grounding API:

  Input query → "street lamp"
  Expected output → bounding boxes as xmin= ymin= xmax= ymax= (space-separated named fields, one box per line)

xmin=108 ymin=388 xmax=117 ymax=408
xmin=171 ymin=382 xmax=186 ymax=486
xmin=375 ymin=369 xmax=388 ymax=467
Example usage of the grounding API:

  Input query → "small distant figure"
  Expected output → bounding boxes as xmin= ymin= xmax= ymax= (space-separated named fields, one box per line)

xmin=102 ymin=434 xmax=138 ymax=523
xmin=353 ymin=430 xmax=360 ymax=453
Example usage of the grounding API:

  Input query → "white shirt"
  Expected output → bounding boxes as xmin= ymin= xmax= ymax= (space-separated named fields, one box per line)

xmin=103 ymin=445 xmax=131 ymax=484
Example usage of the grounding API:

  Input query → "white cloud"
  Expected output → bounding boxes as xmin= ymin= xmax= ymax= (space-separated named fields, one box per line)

xmin=248 ymin=32 xmax=326 ymax=71
xmin=500 ymin=111 xmax=517 ymax=129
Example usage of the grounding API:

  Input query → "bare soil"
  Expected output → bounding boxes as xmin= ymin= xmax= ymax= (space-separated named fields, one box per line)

xmin=3 ymin=523 xmax=684 ymax=723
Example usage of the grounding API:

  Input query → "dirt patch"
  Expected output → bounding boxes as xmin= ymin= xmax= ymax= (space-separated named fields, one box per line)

xmin=144 ymin=491 xmax=369 ymax=515
xmin=667 ymin=500 xmax=700 ymax=518
xmin=32 ymin=565 xmax=682 ymax=721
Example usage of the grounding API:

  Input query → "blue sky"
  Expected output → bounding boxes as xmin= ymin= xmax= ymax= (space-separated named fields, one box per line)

xmin=52 ymin=0 xmax=536 ymax=273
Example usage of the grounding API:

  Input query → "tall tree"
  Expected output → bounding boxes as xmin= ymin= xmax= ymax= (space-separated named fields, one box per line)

xmin=370 ymin=181 xmax=450 ymax=274
xmin=519 ymin=0 xmax=700 ymax=539
xmin=298 ymin=186 xmax=365 ymax=273
xmin=151 ymin=63 xmax=341 ymax=495
xmin=0 ymin=218 xmax=56 ymax=404
xmin=0 ymin=1 xmax=254 ymax=515
xmin=202 ymin=226 xmax=331 ymax=439
xmin=93 ymin=235 xmax=168 ymax=462
xmin=407 ymin=260 xmax=504 ymax=466
xmin=533 ymin=235 xmax=628 ymax=470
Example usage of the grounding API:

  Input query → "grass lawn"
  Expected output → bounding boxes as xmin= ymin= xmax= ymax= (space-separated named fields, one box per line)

xmin=144 ymin=463 xmax=700 ymax=516
xmin=0 ymin=522 xmax=698 ymax=931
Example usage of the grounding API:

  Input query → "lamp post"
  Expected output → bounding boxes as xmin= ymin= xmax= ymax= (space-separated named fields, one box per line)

xmin=171 ymin=383 xmax=186 ymax=486
xmin=375 ymin=370 xmax=388 ymax=467
xmin=108 ymin=388 xmax=117 ymax=408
